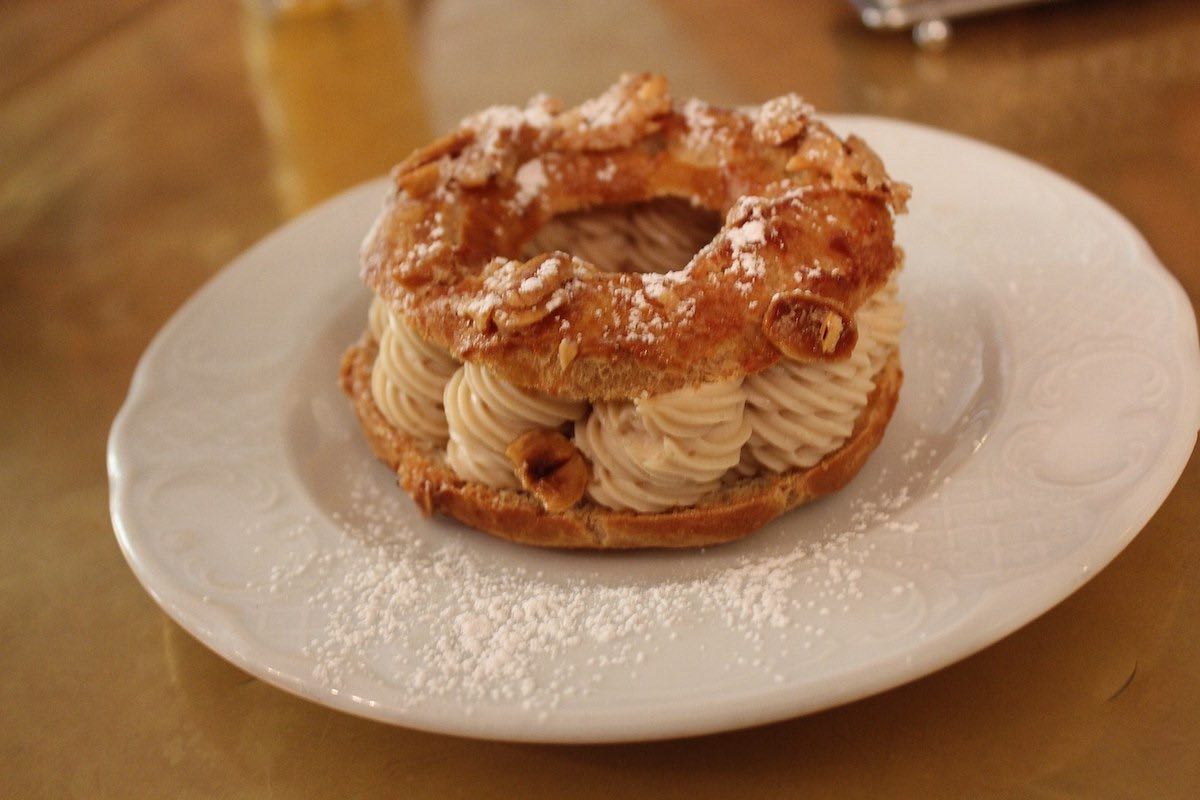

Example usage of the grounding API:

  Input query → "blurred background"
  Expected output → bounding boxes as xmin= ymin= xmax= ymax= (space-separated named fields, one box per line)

xmin=2 ymin=0 xmax=1199 ymax=796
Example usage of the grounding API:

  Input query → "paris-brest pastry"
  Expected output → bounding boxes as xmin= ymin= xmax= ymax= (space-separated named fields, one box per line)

xmin=341 ymin=74 xmax=910 ymax=548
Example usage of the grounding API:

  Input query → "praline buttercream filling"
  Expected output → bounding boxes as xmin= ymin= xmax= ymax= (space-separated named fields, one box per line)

xmin=367 ymin=204 xmax=902 ymax=513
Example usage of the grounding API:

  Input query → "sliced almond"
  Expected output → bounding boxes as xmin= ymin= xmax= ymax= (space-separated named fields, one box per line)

xmin=396 ymin=161 xmax=441 ymax=198
xmin=558 ymin=338 xmax=579 ymax=369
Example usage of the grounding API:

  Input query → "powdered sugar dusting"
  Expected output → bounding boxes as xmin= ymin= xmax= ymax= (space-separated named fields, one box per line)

xmin=460 ymin=292 xmax=500 ymax=322
xmin=463 ymin=102 xmax=553 ymax=148
xmin=513 ymin=158 xmax=547 ymax=208
xmin=728 ymin=218 xmax=766 ymax=252
xmin=681 ymin=98 xmax=737 ymax=156
xmin=600 ymin=274 xmax=698 ymax=346
xmin=726 ymin=215 xmax=768 ymax=294
xmin=595 ymin=160 xmax=617 ymax=183
xmin=272 ymin=437 xmax=933 ymax=719
xmin=573 ymin=86 xmax=631 ymax=132
xmin=519 ymin=256 xmax=561 ymax=295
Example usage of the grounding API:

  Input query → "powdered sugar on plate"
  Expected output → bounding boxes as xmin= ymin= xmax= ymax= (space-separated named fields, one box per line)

xmin=275 ymin=439 xmax=934 ymax=718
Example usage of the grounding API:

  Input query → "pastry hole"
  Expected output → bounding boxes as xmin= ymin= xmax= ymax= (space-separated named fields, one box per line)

xmin=521 ymin=197 xmax=720 ymax=275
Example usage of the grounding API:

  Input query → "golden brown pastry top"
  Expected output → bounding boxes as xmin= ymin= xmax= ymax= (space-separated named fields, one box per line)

xmin=361 ymin=73 xmax=910 ymax=400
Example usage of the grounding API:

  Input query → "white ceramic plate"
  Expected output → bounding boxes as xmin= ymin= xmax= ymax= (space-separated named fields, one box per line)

xmin=109 ymin=118 xmax=1200 ymax=743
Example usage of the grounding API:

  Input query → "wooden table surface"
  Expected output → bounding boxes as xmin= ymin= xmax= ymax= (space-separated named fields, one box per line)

xmin=3 ymin=0 xmax=1198 ymax=796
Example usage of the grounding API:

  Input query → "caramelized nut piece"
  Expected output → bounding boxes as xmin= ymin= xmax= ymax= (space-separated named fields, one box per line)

xmin=503 ymin=253 xmax=569 ymax=309
xmin=451 ymin=142 xmax=519 ymax=187
xmin=556 ymin=72 xmax=672 ymax=151
xmin=752 ymin=93 xmax=814 ymax=146
xmin=505 ymin=429 xmax=589 ymax=512
xmin=493 ymin=303 xmax=554 ymax=332
xmin=636 ymin=73 xmax=670 ymax=104
xmin=558 ymin=338 xmax=579 ymax=369
xmin=818 ymin=311 xmax=844 ymax=353
xmin=785 ymin=126 xmax=843 ymax=174
xmin=396 ymin=161 xmax=441 ymax=198
xmin=763 ymin=290 xmax=857 ymax=362
xmin=844 ymin=136 xmax=911 ymax=212
xmin=784 ymin=129 xmax=910 ymax=212
xmin=478 ymin=253 xmax=576 ymax=332
xmin=395 ymin=129 xmax=474 ymax=174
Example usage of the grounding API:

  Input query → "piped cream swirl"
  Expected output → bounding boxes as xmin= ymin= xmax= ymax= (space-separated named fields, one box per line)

xmin=444 ymin=362 xmax=587 ymax=489
xmin=741 ymin=283 xmax=902 ymax=473
xmin=575 ymin=379 xmax=752 ymax=512
xmin=856 ymin=279 xmax=903 ymax=372
xmin=369 ymin=298 xmax=459 ymax=444
xmin=522 ymin=199 xmax=717 ymax=274
xmin=368 ymin=294 xmax=390 ymax=341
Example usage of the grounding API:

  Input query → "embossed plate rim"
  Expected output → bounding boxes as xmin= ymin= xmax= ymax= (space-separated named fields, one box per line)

xmin=109 ymin=116 xmax=1200 ymax=742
